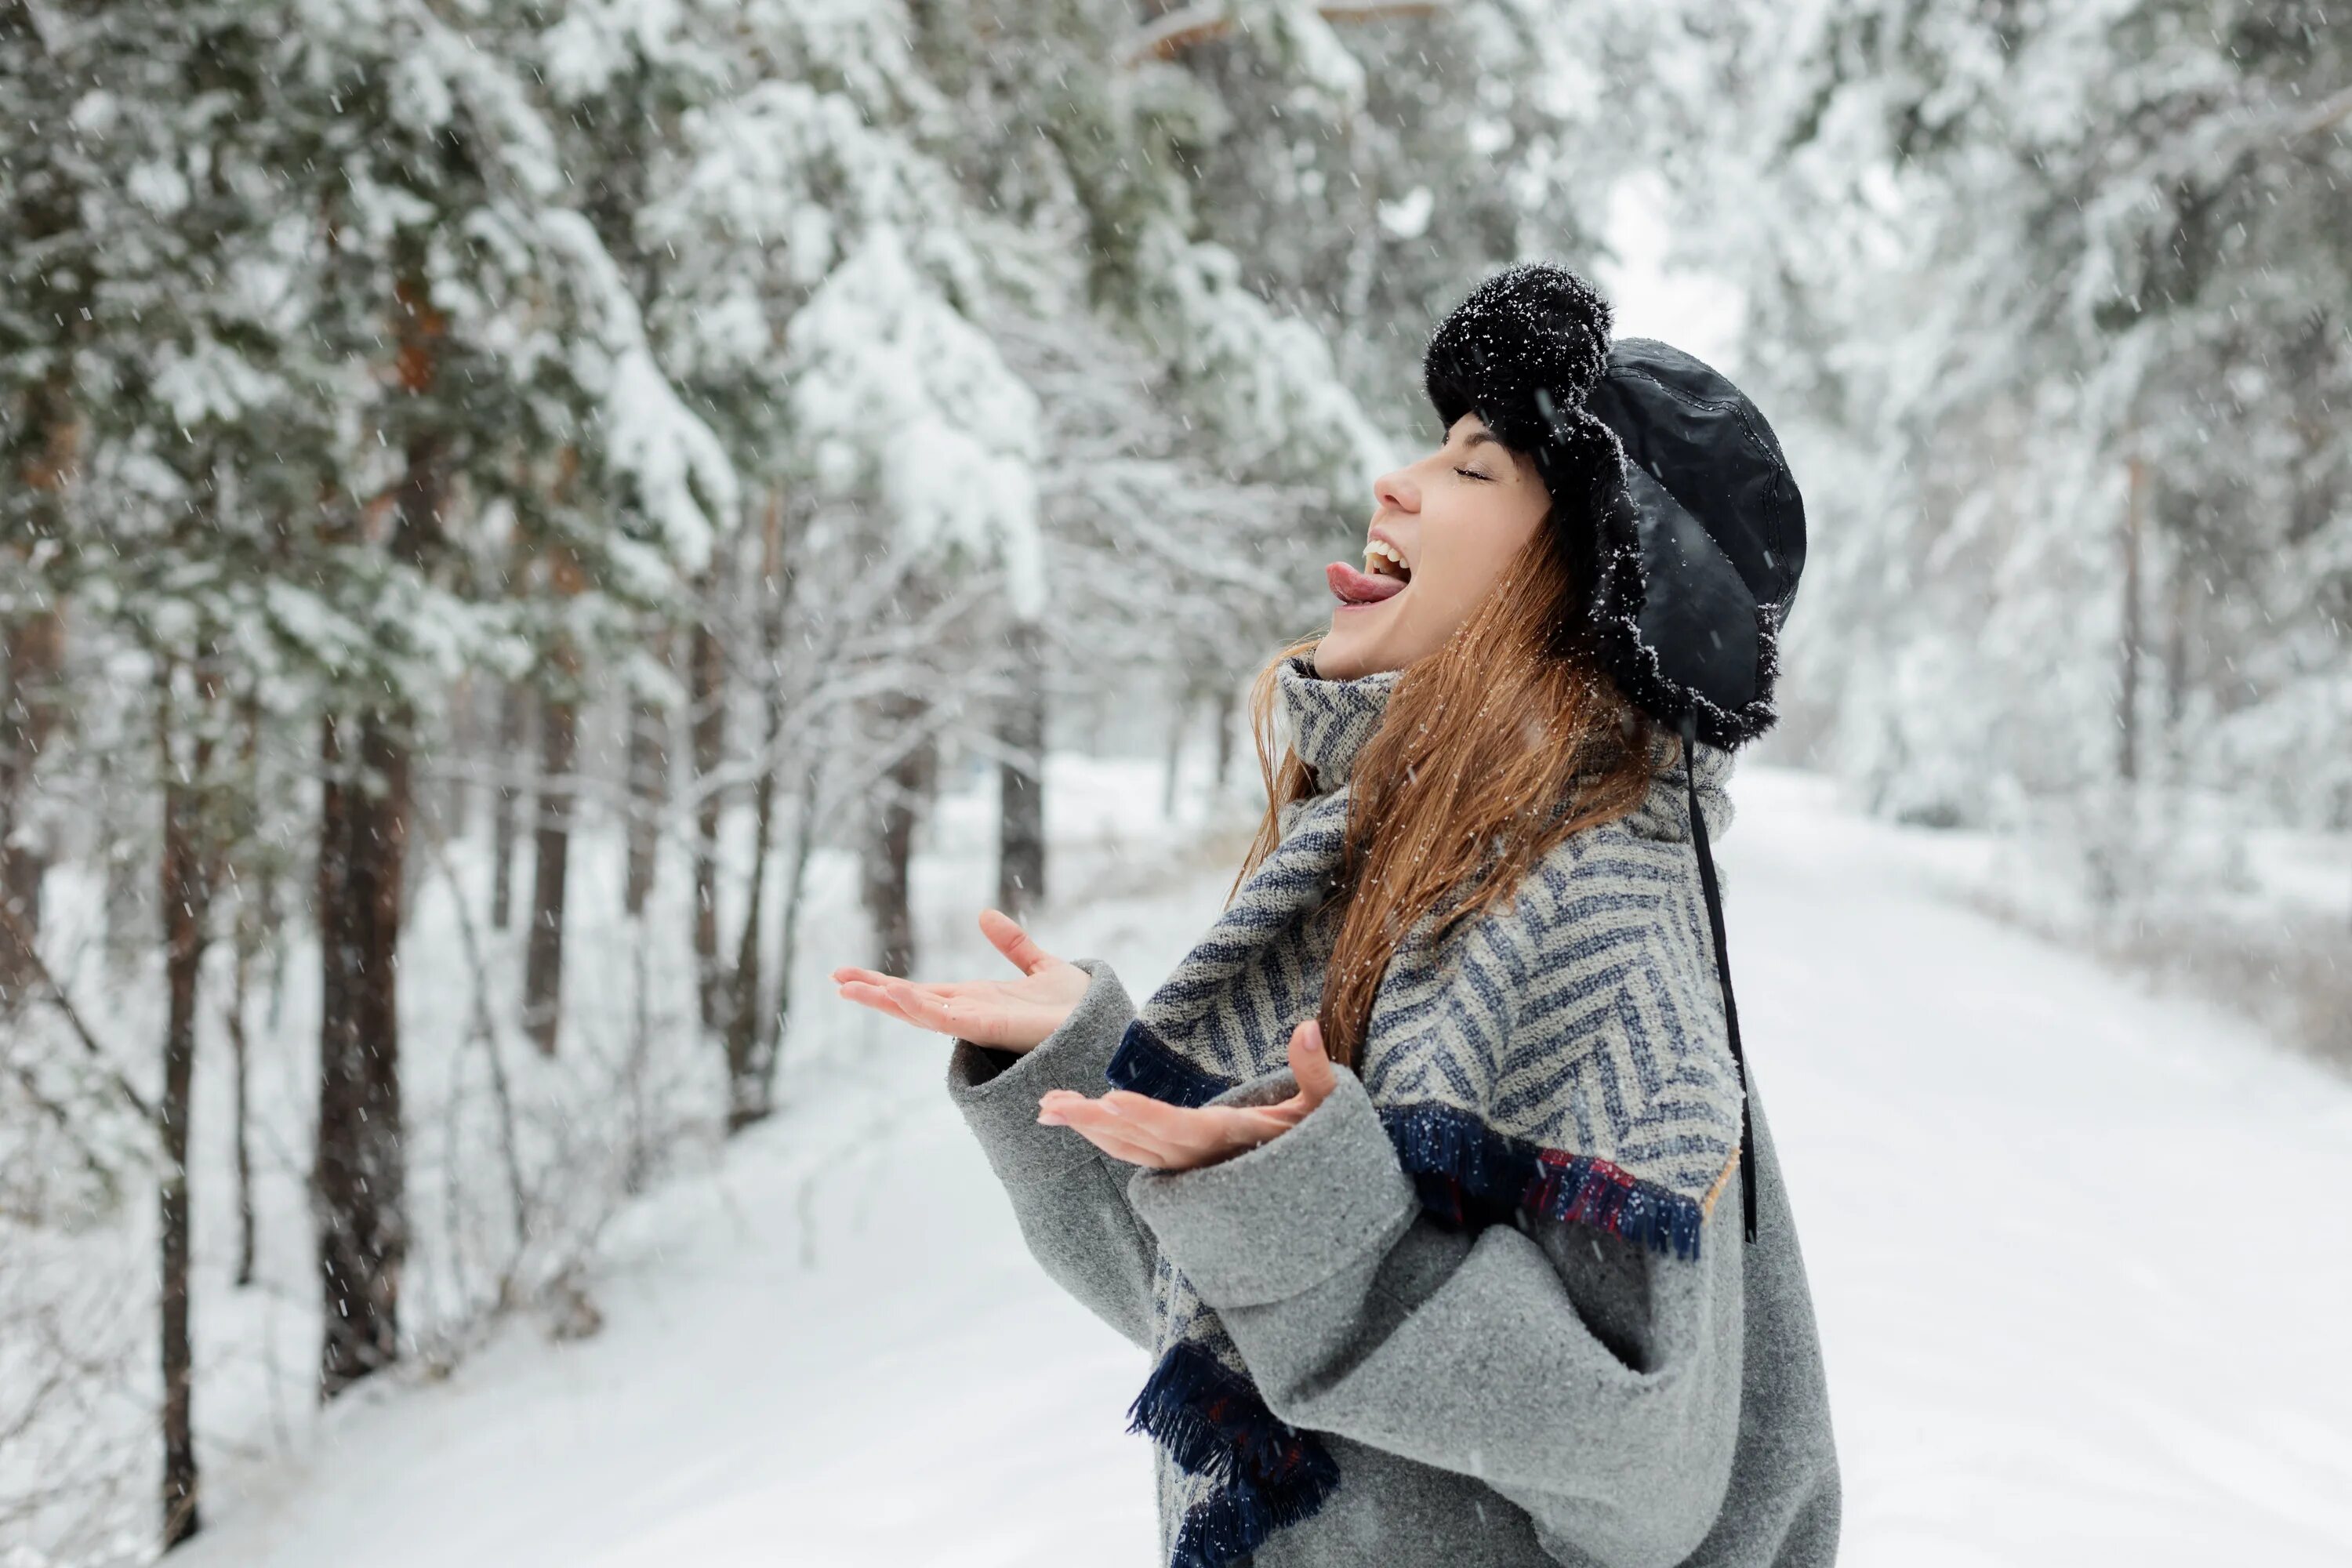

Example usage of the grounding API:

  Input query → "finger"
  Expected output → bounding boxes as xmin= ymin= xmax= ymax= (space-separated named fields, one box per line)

xmin=837 ymin=967 xmax=996 ymax=1004
xmin=978 ymin=908 xmax=1059 ymax=976
xmin=871 ymin=978 xmax=963 ymax=1031
xmin=1223 ymin=1105 xmax=1306 ymax=1146
xmin=1287 ymin=1018 xmax=1338 ymax=1106
xmin=1035 ymin=1089 xmax=1092 ymax=1124
xmin=1041 ymin=1092 xmax=1136 ymax=1133
xmin=1069 ymin=1124 xmax=1175 ymax=1167
xmin=835 ymin=980 xmax=916 ymax=1025
xmin=880 ymin=978 xmax=1007 ymax=1043
xmin=1127 ymin=1104 xmax=1289 ymax=1167
xmin=1040 ymin=1096 xmax=1178 ymax=1166
xmin=1059 ymin=1116 xmax=1171 ymax=1166
xmin=1063 ymin=1095 xmax=1282 ymax=1169
xmin=1099 ymin=1092 xmax=1236 ymax=1160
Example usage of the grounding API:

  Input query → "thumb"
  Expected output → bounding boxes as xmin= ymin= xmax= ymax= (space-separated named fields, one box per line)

xmin=978 ymin=907 xmax=1056 ymax=975
xmin=1288 ymin=1018 xmax=1338 ymax=1106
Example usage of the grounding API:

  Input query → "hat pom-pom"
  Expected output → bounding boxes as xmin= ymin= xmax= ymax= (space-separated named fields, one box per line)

xmin=1422 ymin=263 xmax=1615 ymax=449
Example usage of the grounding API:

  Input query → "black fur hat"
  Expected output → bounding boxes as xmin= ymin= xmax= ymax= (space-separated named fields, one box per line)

xmin=1423 ymin=263 xmax=1806 ymax=752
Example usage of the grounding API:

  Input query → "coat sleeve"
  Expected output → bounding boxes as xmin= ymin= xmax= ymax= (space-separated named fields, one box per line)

xmin=945 ymin=957 xmax=1160 ymax=1350
xmin=1125 ymin=1062 xmax=1746 ymax=1568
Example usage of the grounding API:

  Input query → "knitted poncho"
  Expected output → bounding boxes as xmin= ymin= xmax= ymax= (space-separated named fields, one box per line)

xmin=1109 ymin=652 xmax=1745 ymax=1568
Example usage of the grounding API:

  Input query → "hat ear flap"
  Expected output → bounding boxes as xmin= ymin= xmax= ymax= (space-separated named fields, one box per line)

xmin=1587 ymin=459 xmax=1770 ymax=739
xmin=1624 ymin=464 xmax=1759 ymax=710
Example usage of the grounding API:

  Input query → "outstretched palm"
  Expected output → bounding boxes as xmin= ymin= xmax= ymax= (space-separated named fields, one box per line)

xmin=1039 ymin=1019 xmax=1337 ymax=1172
xmin=831 ymin=908 xmax=1091 ymax=1054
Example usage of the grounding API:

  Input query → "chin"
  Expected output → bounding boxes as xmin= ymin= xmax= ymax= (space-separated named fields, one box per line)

xmin=1312 ymin=622 xmax=1392 ymax=680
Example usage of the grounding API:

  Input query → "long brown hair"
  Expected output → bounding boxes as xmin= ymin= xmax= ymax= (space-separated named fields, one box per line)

xmin=1236 ymin=515 xmax=1665 ymax=1070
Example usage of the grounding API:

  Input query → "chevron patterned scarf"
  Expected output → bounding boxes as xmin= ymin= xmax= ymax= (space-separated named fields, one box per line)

xmin=1108 ymin=653 xmax=1745 ymax=1568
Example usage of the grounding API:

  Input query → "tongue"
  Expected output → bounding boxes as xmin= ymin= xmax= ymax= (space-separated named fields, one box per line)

xmin=1328 ymin=560 xmax=1405 ymax=604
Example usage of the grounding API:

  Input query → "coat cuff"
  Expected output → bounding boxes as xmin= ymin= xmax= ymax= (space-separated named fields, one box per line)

xmin=946 ymin=957 xmax=1135 ymax=1183
xmin=1127 ymin=1064 xmax=1416 ymax=1308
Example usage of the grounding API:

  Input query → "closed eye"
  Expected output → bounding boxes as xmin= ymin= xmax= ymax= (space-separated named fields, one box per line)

xmin=1454 ymin=466 xmax=1491 ymax=481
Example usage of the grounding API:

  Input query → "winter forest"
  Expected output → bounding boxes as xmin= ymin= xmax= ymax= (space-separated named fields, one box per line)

xmin=3 ymin=2 xmax=2349 ymax=1564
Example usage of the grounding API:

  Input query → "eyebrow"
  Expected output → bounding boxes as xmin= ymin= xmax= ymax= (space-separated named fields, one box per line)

xmin=1460 ymin=430 xmax=1504 ymax=452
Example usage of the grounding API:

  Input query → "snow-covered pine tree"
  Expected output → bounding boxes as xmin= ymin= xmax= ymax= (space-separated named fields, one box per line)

xmin=0 ymin=0 xmax=96 ymax=1014
xmin=5 ymin=2 xmax=363 ymax=1537
xmin=909 ymin=0 xmax=1406 ymax=855
xmin=1140 ymin=0 xmax=1621 ymax=437
xmin=1635 ymin=0 xmax=2351 ymax=867
xmin=622 ymin=4 xmax=1056 ymax=994
xmin=241 ymin=0 xmax=731 ymax=1392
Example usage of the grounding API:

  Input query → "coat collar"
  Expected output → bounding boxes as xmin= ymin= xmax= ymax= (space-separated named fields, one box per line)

xmin=1276 ymin=652 xmax=1399 ymax=791
xmin=1628 ymin=727 xmax=1737 ymax=844
xmin=1276 ymin=649 xmax=1734 ymax=841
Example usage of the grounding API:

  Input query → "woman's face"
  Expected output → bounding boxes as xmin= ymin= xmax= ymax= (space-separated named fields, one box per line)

xmin=1313 ymin=414 xmax=1552 ymax=679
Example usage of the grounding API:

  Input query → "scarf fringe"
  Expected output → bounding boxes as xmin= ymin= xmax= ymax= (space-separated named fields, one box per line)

xmin=1171 ymin=1465 xmax=1341 ymax=1568
xmin=1526 ymin=1144 xmax=1707 ymax=1261
xmin=1382 ymin=1102 xmax=1706 ymax=1261
xmin=1128 ymin=1342 xmax=1334 ymax=1490
xmin=1131 ymin=1343 xmax=1342 ymax=1568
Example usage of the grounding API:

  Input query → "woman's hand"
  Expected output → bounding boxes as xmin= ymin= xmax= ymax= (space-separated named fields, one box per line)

xmin=1036 ymin=1019 xmax=1337 ymax=1171
xmin=831 ymin=909 xmax=1091 ymax=1054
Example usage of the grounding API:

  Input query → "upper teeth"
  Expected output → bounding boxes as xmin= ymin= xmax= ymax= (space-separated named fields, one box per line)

xmin=1364 ymin=539 xmax=1407 ymax=575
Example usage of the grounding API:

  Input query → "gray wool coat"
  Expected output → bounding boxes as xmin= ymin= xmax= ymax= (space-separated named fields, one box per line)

xmin=948 ymin=799 xmax=1840 ymax=1568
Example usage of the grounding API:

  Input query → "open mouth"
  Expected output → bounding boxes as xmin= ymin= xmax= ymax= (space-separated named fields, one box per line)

xmin=1328 ymin=539 xmax=1410 ymax=607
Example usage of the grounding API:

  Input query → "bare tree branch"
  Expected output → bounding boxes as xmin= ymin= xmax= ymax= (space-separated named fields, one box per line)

xmin=0 ymin=898 xmax=157 ymax=1127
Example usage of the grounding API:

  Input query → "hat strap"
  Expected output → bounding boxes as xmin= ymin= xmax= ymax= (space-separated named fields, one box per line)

xmin=1676 ymin=712 xmax=1759 ymax=1245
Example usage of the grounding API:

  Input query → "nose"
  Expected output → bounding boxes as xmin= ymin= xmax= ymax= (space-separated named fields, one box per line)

xmin=1373 ymin=466 xmax=1419 ymax=516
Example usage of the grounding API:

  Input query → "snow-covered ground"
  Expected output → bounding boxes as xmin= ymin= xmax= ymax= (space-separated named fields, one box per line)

xmin=171 ymin=761 xmax=2352 ymax=1568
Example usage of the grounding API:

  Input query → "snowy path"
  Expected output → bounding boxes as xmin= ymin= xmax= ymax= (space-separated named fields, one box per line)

xmin=179 ymin=768 xmax=2352 ymax=1568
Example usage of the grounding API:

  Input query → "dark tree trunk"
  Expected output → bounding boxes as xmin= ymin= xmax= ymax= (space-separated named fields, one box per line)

xmin=622 ymin=629 xmax=670 ymax=919
xmin=689 ymin=610 xmax=727 ymax=1033
xmin=2118 ymin=453 xmax=2146 ymax=787
xmin=103 ymin=815 xmax=147 ymax=975
xmin=996 ymin=622 xmax=1047 ymax=917
xmin=312 ymin=267 xmax=439 ymax=1399
xmin=724 ymin=760 xmax=775 ymax=1127
xmin=523 ymin=647 xmax=578 ymax=1056
xmin=3 ymin=88 xmax=85 ymax=1009
xmin=1162 ymin=687 xmax=1188 ymax=818
xmin=489 ymin=681 xmax=527 ymax=931
xmin=0 ymin=608 xmax=64 ymax=1009
xmin=228 ymin=693 xmax=263 ymax=1290
xmin=444 ymin=673 xmax=477 ymax=843
xmin=314 ymin=713 xmax=410 ymax=1396
xmin=756 ymin=760 xmax=821 ymax=1123
xmin=724 ymin=503 xmax=789 ymax=1129
xmin=158 ymin=748 xmax=213 ymax=1548
xmin=862 ymin=693 xmax=932 ymax=979
xmin=2162 ymin=551 xmax=2193 ymax=742
xmin=1211 ymin=683 xmax=1237 ymax=794
xmin=314 ymin=711 xmax=410 ymax=1399
xmin=229 ymin=929 xmax=256 ymax=1290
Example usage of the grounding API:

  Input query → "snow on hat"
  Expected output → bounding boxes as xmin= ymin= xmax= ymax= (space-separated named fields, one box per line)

xmin=1421 ymin=262 xmax=1807 ymax=753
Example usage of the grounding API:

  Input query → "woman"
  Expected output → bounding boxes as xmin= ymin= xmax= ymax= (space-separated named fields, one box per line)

xmin=833 ymin=264 xmax=1840 ymax=1568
